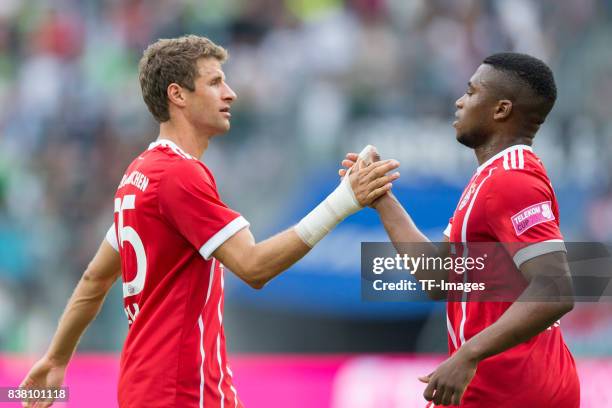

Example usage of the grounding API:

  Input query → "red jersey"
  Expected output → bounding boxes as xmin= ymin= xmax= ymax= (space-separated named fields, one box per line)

xmin=442 ymin=144 xmax=579 ymax=407
xmin=105 ymin=139 xmax=248 ymax=408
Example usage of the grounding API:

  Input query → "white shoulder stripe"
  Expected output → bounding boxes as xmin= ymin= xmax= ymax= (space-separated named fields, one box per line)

xmin=510 ymin=149 xmax=517 ymax=169
xmin=477 ymin=144 xmax=532 ymax=173
xmin=171 ymin=146 xmax=190 ymax=159
xmin=502 ymin=153 xmax=510 ymax=170
xmin=148 ymin=139 xmax=196 ymax=160
xmin=518 ymin=148 xmax=525 ymax=169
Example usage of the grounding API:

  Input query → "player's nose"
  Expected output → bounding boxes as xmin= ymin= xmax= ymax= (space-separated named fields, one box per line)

xmin=455 ymin=95 xmax=465 ymax=109
xmin=223 ymin=83 xmax=237 ymax=103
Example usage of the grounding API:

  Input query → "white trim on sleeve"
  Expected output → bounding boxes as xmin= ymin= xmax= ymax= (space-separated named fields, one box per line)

xmin=512 ymin=239 xmax=566 ymax=268
xmin=199 ymin=216 xmax=250 ymax=260
xmin=443 ymin=223 xmax=452 ymax=238
xmin=105 ymin=224 xmax=119 ymax=252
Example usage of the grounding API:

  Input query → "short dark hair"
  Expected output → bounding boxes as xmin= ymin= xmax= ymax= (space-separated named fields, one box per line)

xmin=483 ymin=52 xmax=557 ymax=104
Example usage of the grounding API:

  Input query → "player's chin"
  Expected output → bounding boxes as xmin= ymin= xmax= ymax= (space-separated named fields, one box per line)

xmin=456 ymin=131 xmax=472 ymax=147
xmin=454 ymin=125 xmax=463 ymax=142
xmin=216 ymin=120 xmax=231 ymax=134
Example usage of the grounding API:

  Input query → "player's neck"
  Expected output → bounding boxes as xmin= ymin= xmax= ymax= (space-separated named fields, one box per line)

xmin=474 ymin=136 xmax=532 ymax=166
xmin=159 ymin=120 xmax=210 ymax=159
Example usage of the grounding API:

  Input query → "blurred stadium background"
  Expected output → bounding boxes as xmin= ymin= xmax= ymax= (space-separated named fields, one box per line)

xmin=1 ymin=0 xmax=612 ymax=406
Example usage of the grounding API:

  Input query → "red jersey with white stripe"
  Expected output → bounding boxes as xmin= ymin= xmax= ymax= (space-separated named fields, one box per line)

xmin=105 ymin=139 xmax=248 ymax=408
xmin=442 ymin=144 xmax=579 ymax=407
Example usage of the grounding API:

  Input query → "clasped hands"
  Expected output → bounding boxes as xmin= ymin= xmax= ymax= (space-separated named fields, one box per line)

xmin=339 ymin=145 xmax=399 ymax=208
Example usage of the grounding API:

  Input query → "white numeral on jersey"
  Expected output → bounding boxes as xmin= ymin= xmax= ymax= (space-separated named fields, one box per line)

xmin=115 ymin=194 xmax=147 ymax=299
xmin=124 ymin=302 xmax=140 ymax=325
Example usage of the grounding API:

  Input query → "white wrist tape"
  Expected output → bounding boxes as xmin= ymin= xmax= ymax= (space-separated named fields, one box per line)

xmin=294 ymin=145 xmax=375 ymax=247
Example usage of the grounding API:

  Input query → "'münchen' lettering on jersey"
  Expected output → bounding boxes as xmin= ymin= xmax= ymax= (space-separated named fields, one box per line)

xmin=105 ymin=139 xmax=249 ymax=408
xmin=118 ymin=170 xmax=150 ymax=192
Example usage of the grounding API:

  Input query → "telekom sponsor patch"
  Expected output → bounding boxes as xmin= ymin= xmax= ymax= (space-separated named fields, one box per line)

xmin=511 ymin=201 xmax=555 ymax=236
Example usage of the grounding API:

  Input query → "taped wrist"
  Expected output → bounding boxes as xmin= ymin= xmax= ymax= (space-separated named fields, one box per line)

xmin=294 ymin=174 xmax=361 ymax=247
xmin=294 ymin=145 xmax=375 ymax=247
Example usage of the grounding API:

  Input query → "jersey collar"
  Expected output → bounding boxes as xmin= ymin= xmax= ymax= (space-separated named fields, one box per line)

xmin=148 ymin=138 xmax=196 ymax=160
xmin=475 ymin=144 xmax=532 ymax=174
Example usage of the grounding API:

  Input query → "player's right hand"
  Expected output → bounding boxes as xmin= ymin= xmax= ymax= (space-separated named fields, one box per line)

xmin=19 ymin=356 xmax=67 ymax=407
xmin=349 ymin=158 xmax=400 ymax=207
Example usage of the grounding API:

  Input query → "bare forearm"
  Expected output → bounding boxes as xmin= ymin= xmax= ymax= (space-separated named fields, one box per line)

xmin=374 ymin=193 xmax=430 ymax=244
xmin=374 ymin=193 xmax=448 ymax=298
xmin=216 ymin=227 xmax=311 ymax=289
xmin=218 ymin=155 xmax=399 ymax=288
xmin=460 ymin=285 xmax=573 ymax=363
xmin=461 ymin=252 xmax=575 ymax=362
xmin=46 ymin=273 xmax=115 ymax=365
xmin=247 ymin=229 xmax=310 ymax=287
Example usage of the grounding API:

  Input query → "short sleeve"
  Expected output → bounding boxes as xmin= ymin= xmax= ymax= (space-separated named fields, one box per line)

xmin=485 ymin=172 xmax=565 ymax=268
xmin=106 ymin=223 xmax=119 ymax=252
xmin=158 ymin=161 xmax=249 ymax=260
xmin=443 ymin=217 xmax=453 ymax=238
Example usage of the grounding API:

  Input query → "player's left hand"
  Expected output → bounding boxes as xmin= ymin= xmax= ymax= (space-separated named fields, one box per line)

xmin=419 ymin=348 xmax=478 ymax=406
xmin=340 ymin=149 xmax=398 ymax=208
xmin=338 ymin=152 xmax=370 ymax=178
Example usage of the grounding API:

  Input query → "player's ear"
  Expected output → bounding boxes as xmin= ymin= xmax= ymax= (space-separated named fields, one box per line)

xmin=167 ymin=83 xmax=187 ymax=108
xmin=493 ymin=100 xmax=512 ymax=121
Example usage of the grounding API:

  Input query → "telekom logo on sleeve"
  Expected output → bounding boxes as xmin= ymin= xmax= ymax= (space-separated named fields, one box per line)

xmin=511 ymin=201 xmax=555 ymax=236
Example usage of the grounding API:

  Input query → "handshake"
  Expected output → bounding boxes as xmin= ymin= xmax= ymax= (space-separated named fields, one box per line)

xmin=338 ymin=144 xmax=400 ymax=208
xmin=295 ymin=145 xmax=400 ymax=247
